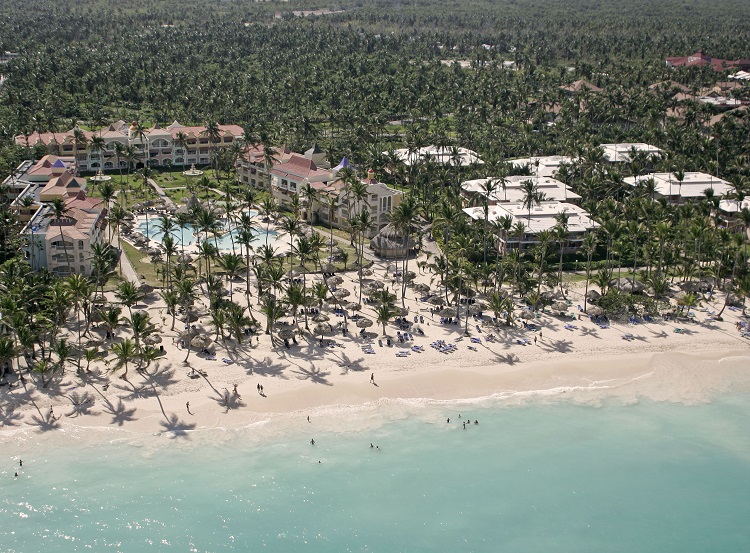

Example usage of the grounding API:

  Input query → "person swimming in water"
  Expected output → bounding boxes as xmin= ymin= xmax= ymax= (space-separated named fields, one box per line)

xmin=310 ymin=439 xmax=315 ymax=445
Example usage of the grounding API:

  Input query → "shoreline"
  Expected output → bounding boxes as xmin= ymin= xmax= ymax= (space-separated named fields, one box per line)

xmin=3 ymin=346 xmax=749 ymax=453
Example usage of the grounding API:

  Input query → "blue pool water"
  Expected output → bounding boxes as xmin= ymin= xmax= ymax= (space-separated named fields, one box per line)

xmin=2 ymin=357 xmax=750 ymax=551
xmin=135 ymin=211 xmax=282 ymax=252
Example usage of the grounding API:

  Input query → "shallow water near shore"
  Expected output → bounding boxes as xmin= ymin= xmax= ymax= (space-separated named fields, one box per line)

xmin=2 ymin=379 xmax=750 ymax=552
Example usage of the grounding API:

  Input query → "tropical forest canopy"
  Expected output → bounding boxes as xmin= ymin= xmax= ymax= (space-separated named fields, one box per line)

xmin=0 ymin=0 xmax=748 ymax=170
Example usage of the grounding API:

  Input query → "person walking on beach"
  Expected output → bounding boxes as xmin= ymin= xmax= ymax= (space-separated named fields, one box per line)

xmin=186 ymin=402 xmax=192 ymax=415
xmin=534 ymin=336 xmax=537 ymax=345
xmin=233 ymin=384 xmax=240 ymax=399
xmin=370 ymin=373 xmax=375 ymax=384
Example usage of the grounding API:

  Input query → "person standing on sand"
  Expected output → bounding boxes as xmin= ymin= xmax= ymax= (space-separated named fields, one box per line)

xmin=370 ymin=373 xmax=374 ymax=384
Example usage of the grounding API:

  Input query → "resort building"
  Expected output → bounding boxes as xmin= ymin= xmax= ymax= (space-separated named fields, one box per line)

xmin=462 ymin=201 xmax=597 ymax=253
xmin=718 ymin=198 xmax=750 ymax=233
xmin=388 ymin=145 xmax=483 ymax=167
xmin=307 ymin=169 xmax=403 ymax=238
xmin=560 ymin=80 xmax=603 ymax=95
xmin=238 ymin=145 xmax=401 ymax=236
xmin=666 ymin=50 xmax=750 ymax=72
xmin=506 ymin=156 xmax=575 ymax=178
xmin=461 ymin=175 xmax=580 ymax=205
xmin=599 ymin=143 xmax=663 ymax=163
xmin=2 ymin=155 xmax=76 ymax=201
xmin=22 ymin=191 xmax=107 ymax=277
xmin=15 ymin=121 xmax=244 ymax=172
xmin=624 ymin=172 xmax=734 ymax=204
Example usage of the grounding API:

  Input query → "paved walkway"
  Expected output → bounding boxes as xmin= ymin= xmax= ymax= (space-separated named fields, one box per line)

xmin=148 ymin=178 xmax=178 ymax=211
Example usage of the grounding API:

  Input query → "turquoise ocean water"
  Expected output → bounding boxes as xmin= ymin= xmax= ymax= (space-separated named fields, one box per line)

xmin=2 ymin=358 xmax=750 ymax=552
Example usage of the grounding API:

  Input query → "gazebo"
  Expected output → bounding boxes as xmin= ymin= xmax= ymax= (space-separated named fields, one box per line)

xmin=369 ymin=224 xmax=418 ymax=258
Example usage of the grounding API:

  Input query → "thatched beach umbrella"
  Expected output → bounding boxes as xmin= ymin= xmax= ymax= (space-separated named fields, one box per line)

xmin=278 ymin=328 xmax=295 ymax=340
xmin=438 ymin=307 xmax=457 ymax=318
xmin=360 ymin=268 xmax=373 ymax=277
xmin=356 ymin=318 xmax=374 ymax=329
xmin=191 ymin=334 xmax=212 ymax=348
xmin=552 ymin=301 xmax=568 ymax=313
xmin=144 ymin=334 xmax=162 ymax=345
xmin=586 ymin=306 xmax=604 ymax=317
xmin=333 ymin=288 xmax=350 ymax=299
xmin=322 ymin=263 xmax=337 ymax=273
xmin=313 ymin=323 xmax=332 ymax=338
xmin=520 ymin=310 xmax=535 ymax=319
xmin=428 ymin=295 xmax=445 ymax=306
xmin=327 ymin=275 xmax=344 ymax=286
xmin=312 ymin=313 xmax=330 ymax=323
xmin=395 ymin=306 xmax=409 ymax=317
xmin=415 ymin=283 xmax=431 ymax=294
xmin=585 ymin=290 xmax=601 ymax=302
xmin=345 ymin=302 xmax=362 ymax=311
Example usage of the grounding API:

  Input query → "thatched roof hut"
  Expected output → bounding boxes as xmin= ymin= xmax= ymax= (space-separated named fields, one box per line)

xmin=369 ymin=224 xmax=418 ymax=258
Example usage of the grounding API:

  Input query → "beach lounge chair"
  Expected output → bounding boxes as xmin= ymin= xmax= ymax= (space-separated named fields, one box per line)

xmin=674 ymin=328 xmax=686 ymax=334
xmin=564 ymin=324 xmax=577 ymax=330
xmin=599 ymin=324 xmax=609 ymax=329
xmin=206 ymin=355 xmax=216 ymax=361
xmin=470 ymin=337 xmax=481 ymax=343
xmin=467 ymin=345 xmax=477 ymax=351
xmin=396 ymin=351 xmax=410 ymax=357
xmin=622 ymin=333 xmax=634 ymax=340
xmin=222 ymin=358 xmax=234 ymax=364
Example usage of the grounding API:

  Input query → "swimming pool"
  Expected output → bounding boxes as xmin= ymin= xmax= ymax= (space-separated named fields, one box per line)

xmin=134 ymin=211 xmax=284 ymax=253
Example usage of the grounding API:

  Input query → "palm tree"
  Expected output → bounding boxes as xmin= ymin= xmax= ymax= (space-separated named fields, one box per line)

xmin=50 ymin=197 xmax=73 ymax=274
xmin=260 ymin=295 xmax=285 ymax=342
xmin=388 ymin=194 xmax=421 ymax=305
xmin=174 ymin=131 xmax=190 ymax=172
xmin=534 ymin=229 xmax=554 ymax=298
xmin=72 ymin=128 xmax=88 ymax=173
xmin=129 ymin=310 xmax=156 ymax=353
xmin=372 ymin=302 xmax=397 ymax=336
xmin=0 ymin=336 xmax=17 ymax=381
xmin=64 ymin=273 xmax=93 ymax=368
xmin=581 ymin=232 xmax=597 ymax=312
xmin=553 ymin=211 xmax=570 ymax=296
xmin=160 ymin=288 xmax=180 ymax=330
xmin=115 ymin=280 xmax=143 ymax=322
xmin=110 ymin=338 xmax=137 ymax=380
xmin=205 ymin=121 xmax=222 ymax=179
xmin=279 ymin=215 xmax=301 ymax=274
xmin=217 ymin=253 xmax=244 ymax=297
xmin=520 ymin=179 xmax=545 ymax=222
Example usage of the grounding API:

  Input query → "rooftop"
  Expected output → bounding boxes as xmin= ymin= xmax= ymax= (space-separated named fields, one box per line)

xmin=599 ymin=143 xmax=663 ymax=163
xmin=461 ymin=175 xmax=580 ymax=203
xmin=389 ymin=146 xmax=484 ymax=167
xmin=506 ymin=156 xmax=575 ymax=178
xmin=624 ymin=172 xmax=734 ymax=199
xmin=463 ymin=201 xmax=597 ymax=235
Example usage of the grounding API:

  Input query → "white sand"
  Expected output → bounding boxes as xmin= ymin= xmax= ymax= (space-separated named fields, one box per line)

xmin=2 ymin=255 xmax=749 ymax=444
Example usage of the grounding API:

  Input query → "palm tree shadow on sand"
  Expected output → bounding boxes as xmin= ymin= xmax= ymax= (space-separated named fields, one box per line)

xmin=102 ymin=398 xmax=137 ymax=426
xmin=159 ymin=414 xmax=196 ymax=437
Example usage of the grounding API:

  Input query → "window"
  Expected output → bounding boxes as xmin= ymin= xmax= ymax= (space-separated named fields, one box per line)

xmin=370 ymin=194 xmax=378 ymax=202
xmin=78 ymin=241 xmax=84 ymax=249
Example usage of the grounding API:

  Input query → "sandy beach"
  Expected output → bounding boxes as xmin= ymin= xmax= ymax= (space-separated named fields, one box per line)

xmin=2 ymin=252 xmax=749 ymax=444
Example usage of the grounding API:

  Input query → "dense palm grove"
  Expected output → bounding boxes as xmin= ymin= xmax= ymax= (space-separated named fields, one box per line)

xmin=0 ymin=0 xmax=749 ymax=387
